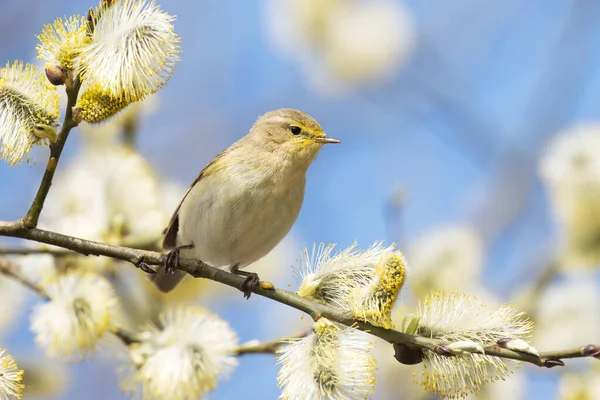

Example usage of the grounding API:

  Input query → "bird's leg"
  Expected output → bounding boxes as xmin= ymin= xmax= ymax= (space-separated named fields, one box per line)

xmin=231 ymin=264 xmax=260 ymax=299
xmin=164 ymin=244 xmax=194 ymax=274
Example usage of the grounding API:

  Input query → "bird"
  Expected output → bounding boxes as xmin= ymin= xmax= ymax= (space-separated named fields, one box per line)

xmin=151 ymin=108 xmax=340 ymax=297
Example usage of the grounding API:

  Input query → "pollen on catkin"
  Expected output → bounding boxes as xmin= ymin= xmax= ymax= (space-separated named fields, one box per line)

xmin=75 ymin=83 xmax=141 ymax=123
xmin=297 ymin=242 xmax=406 ymax=328
xmin=0 ymin=349 xmax=24 ymax=400
xmin=0 ymin=61 xmax=59 ymax=166
xmin=121 ymin=306 xmax=239 ymax=400
xmin=408 ymin=290 xmax=534 ymax=399
xmin=79 ymin=0 xmax=181 ymax=101
xmin=277 ymin=318 xmax=376 ymax=400
xmin=354 ymin=251 xmax=406 ymax=328
xmin=30 ymin=273 xmax=120 ymax=358
xmin=36 ymin=15 xmax=88 ymax=71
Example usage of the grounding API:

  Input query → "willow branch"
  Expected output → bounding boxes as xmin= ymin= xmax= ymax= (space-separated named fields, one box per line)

xmin=18 ymin=4 xmax=108 ymax=229
xmin=234 ymin=330 xmax=312 ymax=356
xmin=0 ymin=222 xmax=597 ymax=368
xmin=0 ymin=255 xmax=138 ymax=346
xmin=234 ymin=340 xmax=284 ymax=356
xmin=0 ymin=247 xmax=74 ymax=256
xmin=20 ymin=77 xmax=82 ymax=229
xmin=0 ymin=236 xmax=160 ymax=257
xmin=0 ymin=249 xmax=297 ymax=353
xmin=0 ymin=256 xmax=49 ymax=298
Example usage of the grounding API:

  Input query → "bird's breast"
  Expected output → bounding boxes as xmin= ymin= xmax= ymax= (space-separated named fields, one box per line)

xmin=178 ymin=165 xmax=306 ymax=269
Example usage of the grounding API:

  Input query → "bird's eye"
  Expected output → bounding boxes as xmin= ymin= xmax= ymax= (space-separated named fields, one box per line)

xmin=290 ymin=126 xmax=302 ymax=135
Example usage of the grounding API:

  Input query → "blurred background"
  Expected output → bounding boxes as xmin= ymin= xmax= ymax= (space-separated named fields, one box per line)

xmin=1 ymin=0 xmax=600 ymax=399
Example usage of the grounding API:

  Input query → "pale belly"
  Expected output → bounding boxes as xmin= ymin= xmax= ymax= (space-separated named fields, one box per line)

xmin=177 ymin=170 xmax=305 ymax=270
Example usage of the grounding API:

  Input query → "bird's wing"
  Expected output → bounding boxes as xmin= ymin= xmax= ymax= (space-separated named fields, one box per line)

xmin=162 ymin=149 xmax=230 ymax=249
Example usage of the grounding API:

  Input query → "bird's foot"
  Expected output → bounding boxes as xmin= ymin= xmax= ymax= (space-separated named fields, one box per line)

xmin=232 ymin=266 xmax=260 ymax=299
xmin=136 ymin=256 xmax=156 ymax=274
xmin=164 ymin=244 xmax=194 ymax=274
xmin=240 ymin=273 xmax=260 ymax=299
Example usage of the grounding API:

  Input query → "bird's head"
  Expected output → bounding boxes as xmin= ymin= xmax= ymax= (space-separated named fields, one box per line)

xmin=249 ymin=108 xmax=340 ymax=166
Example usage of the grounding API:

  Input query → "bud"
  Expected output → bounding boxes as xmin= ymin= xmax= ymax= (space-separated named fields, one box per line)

xmin=401 ymin=313 xmax=421 ymax=335
xmin=581 ymin=344 xmax=600 ymax=357
xmin=393 ymin=343 xmax=423 ymax=365
xmin=446 ymin=340 xmax=485 ymax=355
xmin=497 ymin=338 xmax=539 ymax=357
xmin=260 ymin=281 xmax=275 ymax=290
xmin=71 ymin=106 xmax=83 ymax=126
xmin=544 ymin=359 xmax=564 ymax=368
xmin=44 ymin=66 xmax=67 ymax=86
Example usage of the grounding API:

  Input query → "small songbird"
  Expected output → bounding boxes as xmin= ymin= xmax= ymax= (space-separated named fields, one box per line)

xmin=152 ymin=109 xmax=340 ymax=297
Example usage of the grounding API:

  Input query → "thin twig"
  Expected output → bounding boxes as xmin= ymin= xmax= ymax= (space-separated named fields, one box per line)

xmin=234 ymin=340 xmax=285 ymax=356
xmin=0 ymin=223 xmax=597 ymax=368
xmin=234 ymin=330 xmax=312 ymax=356
xmin=0 ymin=256 xmax=49 ymax=298
xmin=0 ymin=255 xmax=138 ymax=346
xmin=21 ymin=77 xmax=82 ymax=229
xmin=18 ymin=3 xmax=110 ymax=229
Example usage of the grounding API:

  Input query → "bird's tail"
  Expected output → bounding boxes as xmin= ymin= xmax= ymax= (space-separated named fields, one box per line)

xmin=151 ymin=267 xmax=187 ymax=292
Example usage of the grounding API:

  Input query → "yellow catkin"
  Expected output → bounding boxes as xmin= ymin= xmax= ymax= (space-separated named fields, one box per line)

xmin=358 ymin=252 xmax=406 ymax=328
xmin=76 ymin=84 xmax=140 ymax=123
xmin=0 ymin=62 xmax=59 ymax=166
xmin=36 ymin=15 xmax=88 ymax=70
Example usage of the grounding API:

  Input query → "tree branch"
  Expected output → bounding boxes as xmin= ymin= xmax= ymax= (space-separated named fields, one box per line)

xmin=21 ymin=77 xmax=82 ymax=229
xmin=234 ymin=339 xmax=285 ymax=356
xmin=0 ymin=236 xmax=161 ymax=257
xmin=18 ymin=4 xmax=108 ymax=230
xmin=0 ymin=222 xmax=597 ymax=368
xmin=0 ymin=255 xmax=139 ymax=347
xmin=0 ymin=256 xmax=49 ymax=298
xmin=234 ymin=330 xmax=312 ymax=356
xmin=0 ymin=247 xmax=74 ymax=257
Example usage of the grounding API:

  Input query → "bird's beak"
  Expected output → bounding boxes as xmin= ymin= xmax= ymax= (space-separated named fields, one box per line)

xmin=313 ymin=137 xmax=341 ymax=144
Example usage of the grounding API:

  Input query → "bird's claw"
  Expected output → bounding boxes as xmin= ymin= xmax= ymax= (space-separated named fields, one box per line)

xmin=136 ymin=258 xmax=156 ymax=274
xmin=164 ymin=248 xmax=180 ymax=274
xmin=239 ymin=272 xmax=260 ymax=299
xmin=164 ymin=244 xmax=194 ymax=274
